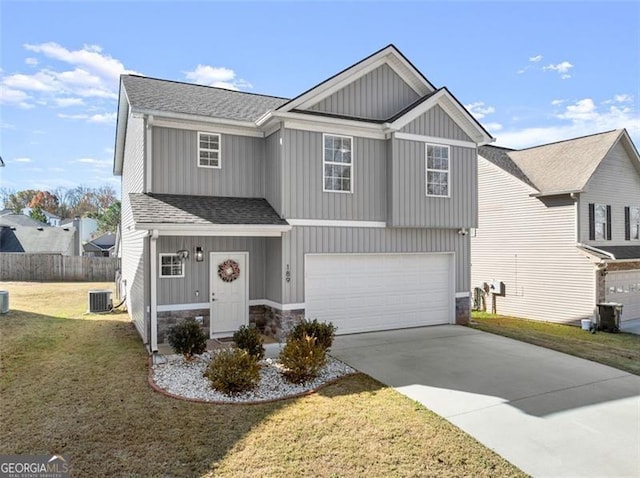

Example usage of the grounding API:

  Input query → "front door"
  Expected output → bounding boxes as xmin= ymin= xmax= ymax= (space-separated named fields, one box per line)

xmin=210 ymin=252 xmax=248 ymax=338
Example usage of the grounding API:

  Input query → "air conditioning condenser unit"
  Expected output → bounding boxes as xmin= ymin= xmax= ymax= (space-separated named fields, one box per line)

xmin=0 ymin=291 xmax=8 ymax=314
xmin=88 ymin=290 xmax=112 ymax=313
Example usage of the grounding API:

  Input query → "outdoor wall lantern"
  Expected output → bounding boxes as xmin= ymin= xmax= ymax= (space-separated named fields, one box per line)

xmin=195 ymin=246 xmax=204 ymax=262
xmin=176 ymin=249 xmax=189 ymax=261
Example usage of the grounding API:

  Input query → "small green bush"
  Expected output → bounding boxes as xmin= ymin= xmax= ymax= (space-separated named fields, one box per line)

xmin=203 ymin=348 xmax=261 ymax=395
xmin=289 ymin=319 xmax=336 ymax=351
xmin=279 ymin=335 xmax=327 ymax=384
xmin=167 ymin=319 xmax=207 ymax=360
xmin=233 ymin=325 xmax=265 ymax=360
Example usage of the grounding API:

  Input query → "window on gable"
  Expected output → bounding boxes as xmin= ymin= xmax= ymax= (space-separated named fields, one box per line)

xmin=159 ymin=254 xmax=184 ymax=278
xmin=323 ymin=134 xmax=353 ymax=193
xmin=198 ymin=132 xmax=221 ymax=168
xmin=426 ymin=144 xmax=450 ymax=197
xmin=627 ymin=206 xmax=640 ymax=240
xmin=589 ymin=203 xmax=611 ymax=240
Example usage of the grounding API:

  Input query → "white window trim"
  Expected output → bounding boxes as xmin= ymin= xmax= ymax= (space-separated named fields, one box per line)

xmin=425 ymin=143 xmax=450 ymax=198
xmin=159 ymin=253 xmax=185 ymax=278
xmin=322 ymin=133 xmax=354 ymax=194
xmin=197 ymin=131 xmax=222 ymax=169
xmin=595 ymin=203 xmax=608 ymax=241
xmin=630 ymin=206 xmax=640 ymax=240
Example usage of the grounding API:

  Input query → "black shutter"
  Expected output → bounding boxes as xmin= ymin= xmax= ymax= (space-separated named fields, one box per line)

xmin=589 ymin=203 xmax=595 ymax=240
xmin=606 ymin=205 xmax=612 ymax=240
xmin=625 ymin=207 xmax=631 ymax=241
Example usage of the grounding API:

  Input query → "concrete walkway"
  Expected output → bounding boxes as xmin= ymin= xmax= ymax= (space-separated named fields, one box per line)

xmin=331 ymin=326 xmax=640 ymax=478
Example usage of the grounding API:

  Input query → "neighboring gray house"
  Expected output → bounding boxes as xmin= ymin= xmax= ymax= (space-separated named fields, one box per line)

xmin=22 ymin=208 xmax=61 ymax=226
xmin=0 ymin=225 xmax=77 ymax=255
xmin=472 ymin=129 xmax=640 ymax=324
xmin=83 ymin=232 xmax=116 ymax=257
xmin=114 ymin=45 xmax=493 ymax=352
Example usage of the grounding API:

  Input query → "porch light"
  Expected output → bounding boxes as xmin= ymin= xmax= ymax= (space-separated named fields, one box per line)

xmin=195 ymin=246 xmax=204 ymax=262
xmin=176 ymin=249 xmax=189 ymax=261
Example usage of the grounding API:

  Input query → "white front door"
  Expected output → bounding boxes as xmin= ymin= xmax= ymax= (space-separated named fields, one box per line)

xmin=210 ymin=252 xmax=249 ymax=338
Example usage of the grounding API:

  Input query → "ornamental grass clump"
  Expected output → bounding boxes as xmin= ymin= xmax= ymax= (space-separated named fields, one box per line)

xmin=203 ymin=348 xmax=261 ymax=395
xmin=289 ymin=319 xmax=336 ymax=351
xmin=279 ymin=334 xmax=327 ymax=384
xmin=233 ymin=325 xmax=265 ymax=361
xmin=167 ymin=319 xmax=207 ymax=360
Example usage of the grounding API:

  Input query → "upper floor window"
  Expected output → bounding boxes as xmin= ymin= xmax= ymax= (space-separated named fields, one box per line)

xmin=159 ymin=253 xmax=184 ymax=278
xmin=426 ymin=144 xmax=450 ymax=197
xmin=323 ymin=134 xmax=352 ymax=193
xmin=626 ymin=206 xmax=640 ymax=240
xmin=589 ymin=203 xmax=611 ymax=240
xmin=198 ymin=132 xmax=221 ymax=169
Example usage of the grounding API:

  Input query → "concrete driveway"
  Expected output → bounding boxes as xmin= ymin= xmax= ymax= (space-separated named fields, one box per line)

xmin=331 ymin=326 xmax=640 ymax=478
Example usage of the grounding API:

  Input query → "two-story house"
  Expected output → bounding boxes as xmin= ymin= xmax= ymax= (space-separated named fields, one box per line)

xmin=114 ymin=45 xmax=493 ymax=353
xmin=472 ymin=129 xmax=640 ymax=325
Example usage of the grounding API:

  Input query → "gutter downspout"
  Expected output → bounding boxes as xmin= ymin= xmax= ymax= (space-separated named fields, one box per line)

xmin=149 ymin=229 xmax=159 ymax=352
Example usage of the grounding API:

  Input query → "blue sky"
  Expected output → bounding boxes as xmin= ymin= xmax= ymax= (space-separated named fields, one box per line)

xmin=1 ymin=1 xmax=639 ymax=197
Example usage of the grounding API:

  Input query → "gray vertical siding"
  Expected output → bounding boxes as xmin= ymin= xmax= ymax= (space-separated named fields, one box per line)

xmin=281 ymin=226 xmax=469 ymax=304
xmin=401 ymin=105 xmax=472 ymax=141
xmin=264 ymin=131 xmax=282 ymax=214
xmin=308 ymin=64 xmax=419 ymax=120
xmin=388 ymin=139 xmax=477 ymax=228
xmin=120 ymin=116 xmax=149 ymax=341
xmin=265 ymin=237 xmax=282 ymax=303
xmin=156 ymin=236 xmax=266 ymax=305
xmin=152 ymin=127 xmax=264 ymax=197
xmin=282 ymin=129 xmax=387 ymax=220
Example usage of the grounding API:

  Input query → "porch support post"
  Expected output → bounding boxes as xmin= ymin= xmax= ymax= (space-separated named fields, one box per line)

xmin=149 ymin=229 xmax=159 ymax=352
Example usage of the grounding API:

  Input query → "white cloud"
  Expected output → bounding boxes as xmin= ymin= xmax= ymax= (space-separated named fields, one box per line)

xmin=529 ymin=55 xmax=543 ymax=63
xmin=49 ymin=167 xmax=65 ymax=172
xmin=466 ymin=101 xmax=495 ymax=119
xmin=614 ymin=94 xmax=633 ymax=103
xmin=25 ymin=57 xmax=39 ymax=66
xmin=543 ymin=61 xmax=574 ymax=79
xmin=54 ymin=97 xmax=84 ymax=107
xmin=58 ymin=111 xmax=116 ymax=123
xmin=0 ymin=87 xmax=33 ymax=108
xmin=556 ymin=98 xmax=597 ymax=121
xmin=72 ymin=157 xmax=111 ymax=167
xmin=0 ymin=122 xmax=14 ymax=129
xmin=184 ymin=64 xmax=252 ymax=91
xmin=551 ymin=99 xmax=565 ymax=106
xmin=13 ymin=157 xmax=32 ymax=163
xmin=483 ymin=122 xmax=503 ymax=132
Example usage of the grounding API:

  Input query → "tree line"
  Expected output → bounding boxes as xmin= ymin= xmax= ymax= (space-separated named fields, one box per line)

xmin=0 ymin=185 xmax=121 ymax=234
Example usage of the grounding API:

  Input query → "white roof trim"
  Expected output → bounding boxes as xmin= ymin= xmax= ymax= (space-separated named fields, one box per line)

xmin=136 ymin=224 xmax=291 ymax=237
xmin=132 ymin=107 xmax=257 ymax=130
xmin=278 ymin=45 xmax=434 ymax=113
xmin=394 ymin=132 xmax=476 ymax=149
xmin=260 ymin=111 xmax=387 ymax=140
xmin=149 ymin=116 xmax=263 ymax=138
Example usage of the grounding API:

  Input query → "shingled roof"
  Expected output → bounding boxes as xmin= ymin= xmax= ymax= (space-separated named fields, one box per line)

xmin=129 ymin=193 xmax=289 ymax=227
xmin=478 ymin=145 xmax=536 ymax=188
xmin=122 ymin=75 xmax=289 ymax=122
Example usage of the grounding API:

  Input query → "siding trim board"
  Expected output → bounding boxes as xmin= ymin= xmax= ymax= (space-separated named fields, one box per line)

xmin=394 ymin=132 xmax=476 ymax=149
xmin=287 ymin=219 xmax=386 ymax=228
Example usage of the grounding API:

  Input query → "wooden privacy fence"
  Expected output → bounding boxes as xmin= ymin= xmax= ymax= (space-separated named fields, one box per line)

xmin=0 ymin=254 xmax=120 ymax=281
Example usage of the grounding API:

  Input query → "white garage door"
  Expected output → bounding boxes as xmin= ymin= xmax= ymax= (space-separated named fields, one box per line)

xmin=606 ymin=270 xmax=640 ymax=321
xmin=305 ymin=253 xmax=453 ymax=335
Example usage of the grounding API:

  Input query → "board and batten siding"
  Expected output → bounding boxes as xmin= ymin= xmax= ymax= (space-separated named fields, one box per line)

xmin=156 ymin=236 xmax=266 ymax=305
xmin=265 ymin=237 xmax=282 ymax=303
xmin=471 ymin=156 xmax=597 ymax=323
xmin=264 ymin=131 xmax=282 ymax=214
xmin=282 ymin=129 xmax=387 ymax=221
xmin=151 ymin=127 xmax=265 ymax=197
xmin=307 ymin=64 xmax=419 ymax=120
xmin=280 ymin=226 xmax=469 ymax=305
xmin=388 ymin=139 xmax=477 ymax=228
xmin=579 ymin=141 xmax=640 ymax=246
xmin=121 ymin=115 xmax=148 ymax=342
xmin=401 ymin=105 xmax=472 ymax=142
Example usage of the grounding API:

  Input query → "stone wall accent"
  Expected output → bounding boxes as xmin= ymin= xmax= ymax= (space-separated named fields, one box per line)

xmin=157 ymin=308 xmax=209 ymax=344
xmin=597 ymin=270 xmax=607 ymax=304
xmin=607 ymin=261 xmax=640 ymax=271
xmin=251 ymin=305 xmax=305 ymax=341
xmin=455 ymin=296 xmax=470 ymax=325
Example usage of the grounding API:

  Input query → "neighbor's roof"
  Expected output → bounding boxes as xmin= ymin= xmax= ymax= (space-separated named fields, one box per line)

xmin=0 ymin=214 xmax=49 ymax=228
xmin=129 ymin=193 xmax=289 ymax=227
xmin=0 ymin=226 xmax=76 ymax=253
xmin=122 ymin=75 xmax=289 ymax=123
xmin=478 ymin=145 xmax=535 ymax=188
xmin=86 ymin=233 xmax=116 ymax=249
xmin=597 ymin=245 xmax=640 ymax=261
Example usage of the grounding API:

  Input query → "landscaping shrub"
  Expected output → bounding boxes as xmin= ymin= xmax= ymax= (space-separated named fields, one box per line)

xmin=203 ymin=348 xmax=261 ymax=395
xmin=233 ymin=325 xmax=265 ymax=360
xmin=279 ymin=335 xmax=327 ymax=384
xmin=289 ymin=319 xmax=336 ymax=351
xmin=167 ymin=319 xmax=207 ymax=360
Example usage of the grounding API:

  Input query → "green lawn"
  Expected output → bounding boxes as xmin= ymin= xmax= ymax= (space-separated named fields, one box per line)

xmin=470 ymin=311 xmax=640 ymax=376
xmin=0 ymin=282 xmax=524 ymax=477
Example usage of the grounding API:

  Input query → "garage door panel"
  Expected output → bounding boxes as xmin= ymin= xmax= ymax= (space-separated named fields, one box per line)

xmin=606 ymin=270 xmax=640 ymax=321
xmin=305 ymin=253 xmax=453 ymax=335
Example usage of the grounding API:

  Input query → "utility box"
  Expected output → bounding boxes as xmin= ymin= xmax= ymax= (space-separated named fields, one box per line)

xmin=596 ymin=303 xmax=623 ymax=333
xmin=489 ymin=280 xmax=504 ymax=296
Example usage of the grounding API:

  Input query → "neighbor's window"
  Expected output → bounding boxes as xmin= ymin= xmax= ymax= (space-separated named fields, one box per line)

xmin=198 ymin=132 xmax=221 ymax=168
xmin=323 ymin=134 xmax=353 ymax=193
xmin=426 ymin=144 xmax=450 ymax=197
xmin=159 ymin=254 xmax=184 ymax=278
xmin=630 ymin=206 xmax=640 ymax=240
xmin=594 ymin=204 xmax=608 ymax=240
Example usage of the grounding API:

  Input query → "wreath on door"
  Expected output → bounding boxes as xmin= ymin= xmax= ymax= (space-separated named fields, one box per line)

xmin=218 ymin=259 xmax=240 ymax=283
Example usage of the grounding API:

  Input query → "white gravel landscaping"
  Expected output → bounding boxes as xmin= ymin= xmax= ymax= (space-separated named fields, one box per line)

xmin=151 ymin=350 xmax=357 ymax=403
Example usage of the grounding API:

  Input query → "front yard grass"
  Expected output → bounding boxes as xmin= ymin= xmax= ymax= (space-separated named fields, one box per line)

xmin=470 ymin=311 xmax=640 ymax=376
xmin=0 ymin=282 xmax=524 ymax=477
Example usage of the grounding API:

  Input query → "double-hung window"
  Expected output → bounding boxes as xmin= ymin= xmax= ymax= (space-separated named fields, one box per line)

xmin=589 ymin=203 xmax=611 ymax=240
xmin=627 ymin=206 xmax=640 ymax=240
xmin=198 ymin=132 xmax=221 ymax=168
xmin=159 ymin=254 xmax=184 ymax=278
xmin=323 ymin=134 xmax=353 ymax=193
xmin=426 ymin=144 xmax=450 ymax=197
